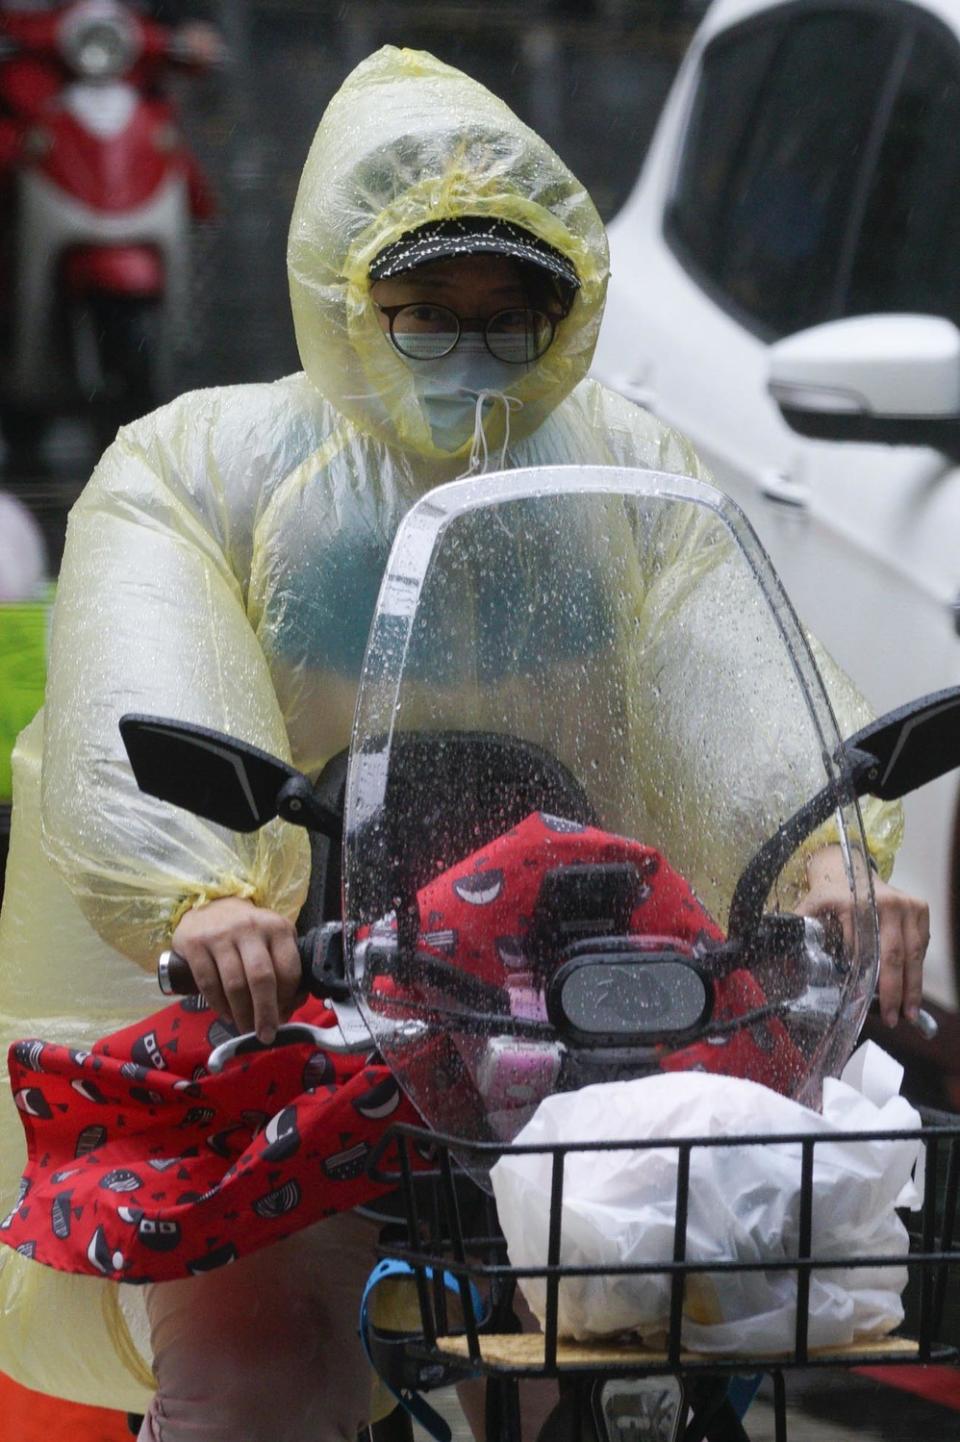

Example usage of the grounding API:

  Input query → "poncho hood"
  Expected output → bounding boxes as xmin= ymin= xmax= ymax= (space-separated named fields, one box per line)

xmin=287 ymin=46 xmax=609 ymax=459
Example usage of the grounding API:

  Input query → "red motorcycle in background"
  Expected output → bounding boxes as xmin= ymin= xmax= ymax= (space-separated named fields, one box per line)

xmin=0 ymin=1 xmax=219 ymax=455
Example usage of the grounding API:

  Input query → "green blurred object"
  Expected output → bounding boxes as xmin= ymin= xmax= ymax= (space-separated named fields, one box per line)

xmin=0 ymin=596 xmax=49 ymax=803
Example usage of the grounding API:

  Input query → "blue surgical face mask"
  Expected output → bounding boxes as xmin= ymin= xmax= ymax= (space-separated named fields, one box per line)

xmin=401 ymin=334 xmax=531 ymax=453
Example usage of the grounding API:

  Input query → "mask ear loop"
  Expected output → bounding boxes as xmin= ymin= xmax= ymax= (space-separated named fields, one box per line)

xmin=498 ymin=394 xmax=523 ymax=469
xmin=460 ymin=391 xmax=524 ymax=478
xmin=464 ymin=391 xmax=491 ymax=477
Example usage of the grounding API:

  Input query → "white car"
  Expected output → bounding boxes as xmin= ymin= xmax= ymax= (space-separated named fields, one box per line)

xmin=592 ymin=0 xmax=960 ymax=1008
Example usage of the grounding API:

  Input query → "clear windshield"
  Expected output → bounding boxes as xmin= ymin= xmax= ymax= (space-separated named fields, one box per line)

xmin=343 ymin=468 xmax=877 ymax=1151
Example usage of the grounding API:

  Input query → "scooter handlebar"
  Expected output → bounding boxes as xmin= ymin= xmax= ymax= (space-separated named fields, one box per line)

xmin=157 ymin=926 xmax=350 ymax=1003
xmin=157 ymin=927 xmax=366 ymax=1070
xmin=158 ymin=935 xmax=316 ymax=996
xmin=156 ymin=947 xmax=195 ymax=996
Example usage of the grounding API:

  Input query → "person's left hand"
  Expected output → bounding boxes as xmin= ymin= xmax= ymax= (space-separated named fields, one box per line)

xmin=795 ymin=844 xmax=930 ymax=1028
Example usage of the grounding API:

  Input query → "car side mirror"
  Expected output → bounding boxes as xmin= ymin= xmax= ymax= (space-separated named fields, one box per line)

xmin=118 ymin=714 xmax=340 ymax=837
xmin=769 ymin=314 xmax=960 ymax=458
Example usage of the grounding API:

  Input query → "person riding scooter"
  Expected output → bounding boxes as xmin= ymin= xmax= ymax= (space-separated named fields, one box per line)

xmin=0 ymin=44 xmax=927 ymax=1441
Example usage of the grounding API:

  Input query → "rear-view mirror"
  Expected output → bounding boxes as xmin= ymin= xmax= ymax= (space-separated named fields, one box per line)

xmin=119 ymin=714 xmax=299 ymax=832
xmin=843 ymin=688 xmax=960 ymax=802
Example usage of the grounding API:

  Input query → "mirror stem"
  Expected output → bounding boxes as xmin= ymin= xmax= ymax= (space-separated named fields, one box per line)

xmin=727 ymin=747 xmax=876 ymax=942
xmin=276 ymin=775 xmax=342 ymax=839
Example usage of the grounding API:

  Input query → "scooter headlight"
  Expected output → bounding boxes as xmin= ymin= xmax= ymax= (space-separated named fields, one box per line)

xmin=59 ymin=4 xmax=140 ymax=80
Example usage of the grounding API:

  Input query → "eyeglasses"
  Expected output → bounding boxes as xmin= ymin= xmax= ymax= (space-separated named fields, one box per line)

xmin=375 ymin=302 xmax=557 ymax=363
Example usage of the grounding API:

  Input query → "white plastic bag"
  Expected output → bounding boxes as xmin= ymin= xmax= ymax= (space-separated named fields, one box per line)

xmin=490 ymin=1043 xmax=923 ymax=1352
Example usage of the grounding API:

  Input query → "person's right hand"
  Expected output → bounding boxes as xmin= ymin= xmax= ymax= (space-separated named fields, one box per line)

xmin=170 ymin=896 xmax=302 ymax=1044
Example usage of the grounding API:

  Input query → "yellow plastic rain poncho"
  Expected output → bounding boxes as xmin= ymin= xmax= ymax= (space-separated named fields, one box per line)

xmin=0 ymin=46 xmax=902 ymax=1409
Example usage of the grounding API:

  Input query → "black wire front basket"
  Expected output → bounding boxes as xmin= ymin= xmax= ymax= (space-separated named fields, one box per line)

xmin=364 ymin=1109 xmax=960 ymax=1407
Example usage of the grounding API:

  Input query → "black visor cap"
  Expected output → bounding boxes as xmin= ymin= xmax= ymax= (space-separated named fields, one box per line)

xmin=368 ymin=217 xmax=581 ymax=294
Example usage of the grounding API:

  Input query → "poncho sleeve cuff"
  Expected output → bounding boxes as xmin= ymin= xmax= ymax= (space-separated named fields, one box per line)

xmin=166 ymin=879 xmax=262 ymax=938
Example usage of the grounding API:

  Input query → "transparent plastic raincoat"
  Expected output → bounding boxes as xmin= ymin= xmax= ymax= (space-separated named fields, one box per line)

xmin=0 ymin=45 xmax=902 ymax=1409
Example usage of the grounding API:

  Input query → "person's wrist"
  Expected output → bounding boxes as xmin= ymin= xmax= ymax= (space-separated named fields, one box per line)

xmin=804 ymin=843 xmax=871 ymax=891
xmin=172 ymin=894 xmax=254 ymax=945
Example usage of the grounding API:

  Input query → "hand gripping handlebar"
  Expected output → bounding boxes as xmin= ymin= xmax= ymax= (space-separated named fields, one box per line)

xmin=157 ymin=924 xmax=351 ymax=1003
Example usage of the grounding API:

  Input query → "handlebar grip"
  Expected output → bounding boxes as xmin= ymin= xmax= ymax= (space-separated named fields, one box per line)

xmin=157 ymin=932 xmax=331 ymax=997
xmin=157 ymin=949 xmax=197 ymax=996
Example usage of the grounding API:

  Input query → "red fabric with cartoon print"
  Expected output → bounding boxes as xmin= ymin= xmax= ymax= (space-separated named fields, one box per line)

xmin=1 ymin=815 xmax=803 ymax=1282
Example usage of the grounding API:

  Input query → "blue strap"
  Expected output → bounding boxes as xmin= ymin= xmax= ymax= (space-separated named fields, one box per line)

xmin=359 ymin=1256 xmax=488 ymax=1442
xmin=727 ymin=1374 xmax=763 ymax=1419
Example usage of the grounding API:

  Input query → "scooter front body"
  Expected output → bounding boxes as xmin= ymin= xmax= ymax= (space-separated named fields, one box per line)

xmin=7 ymin=78 xmax=191 ymax=405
